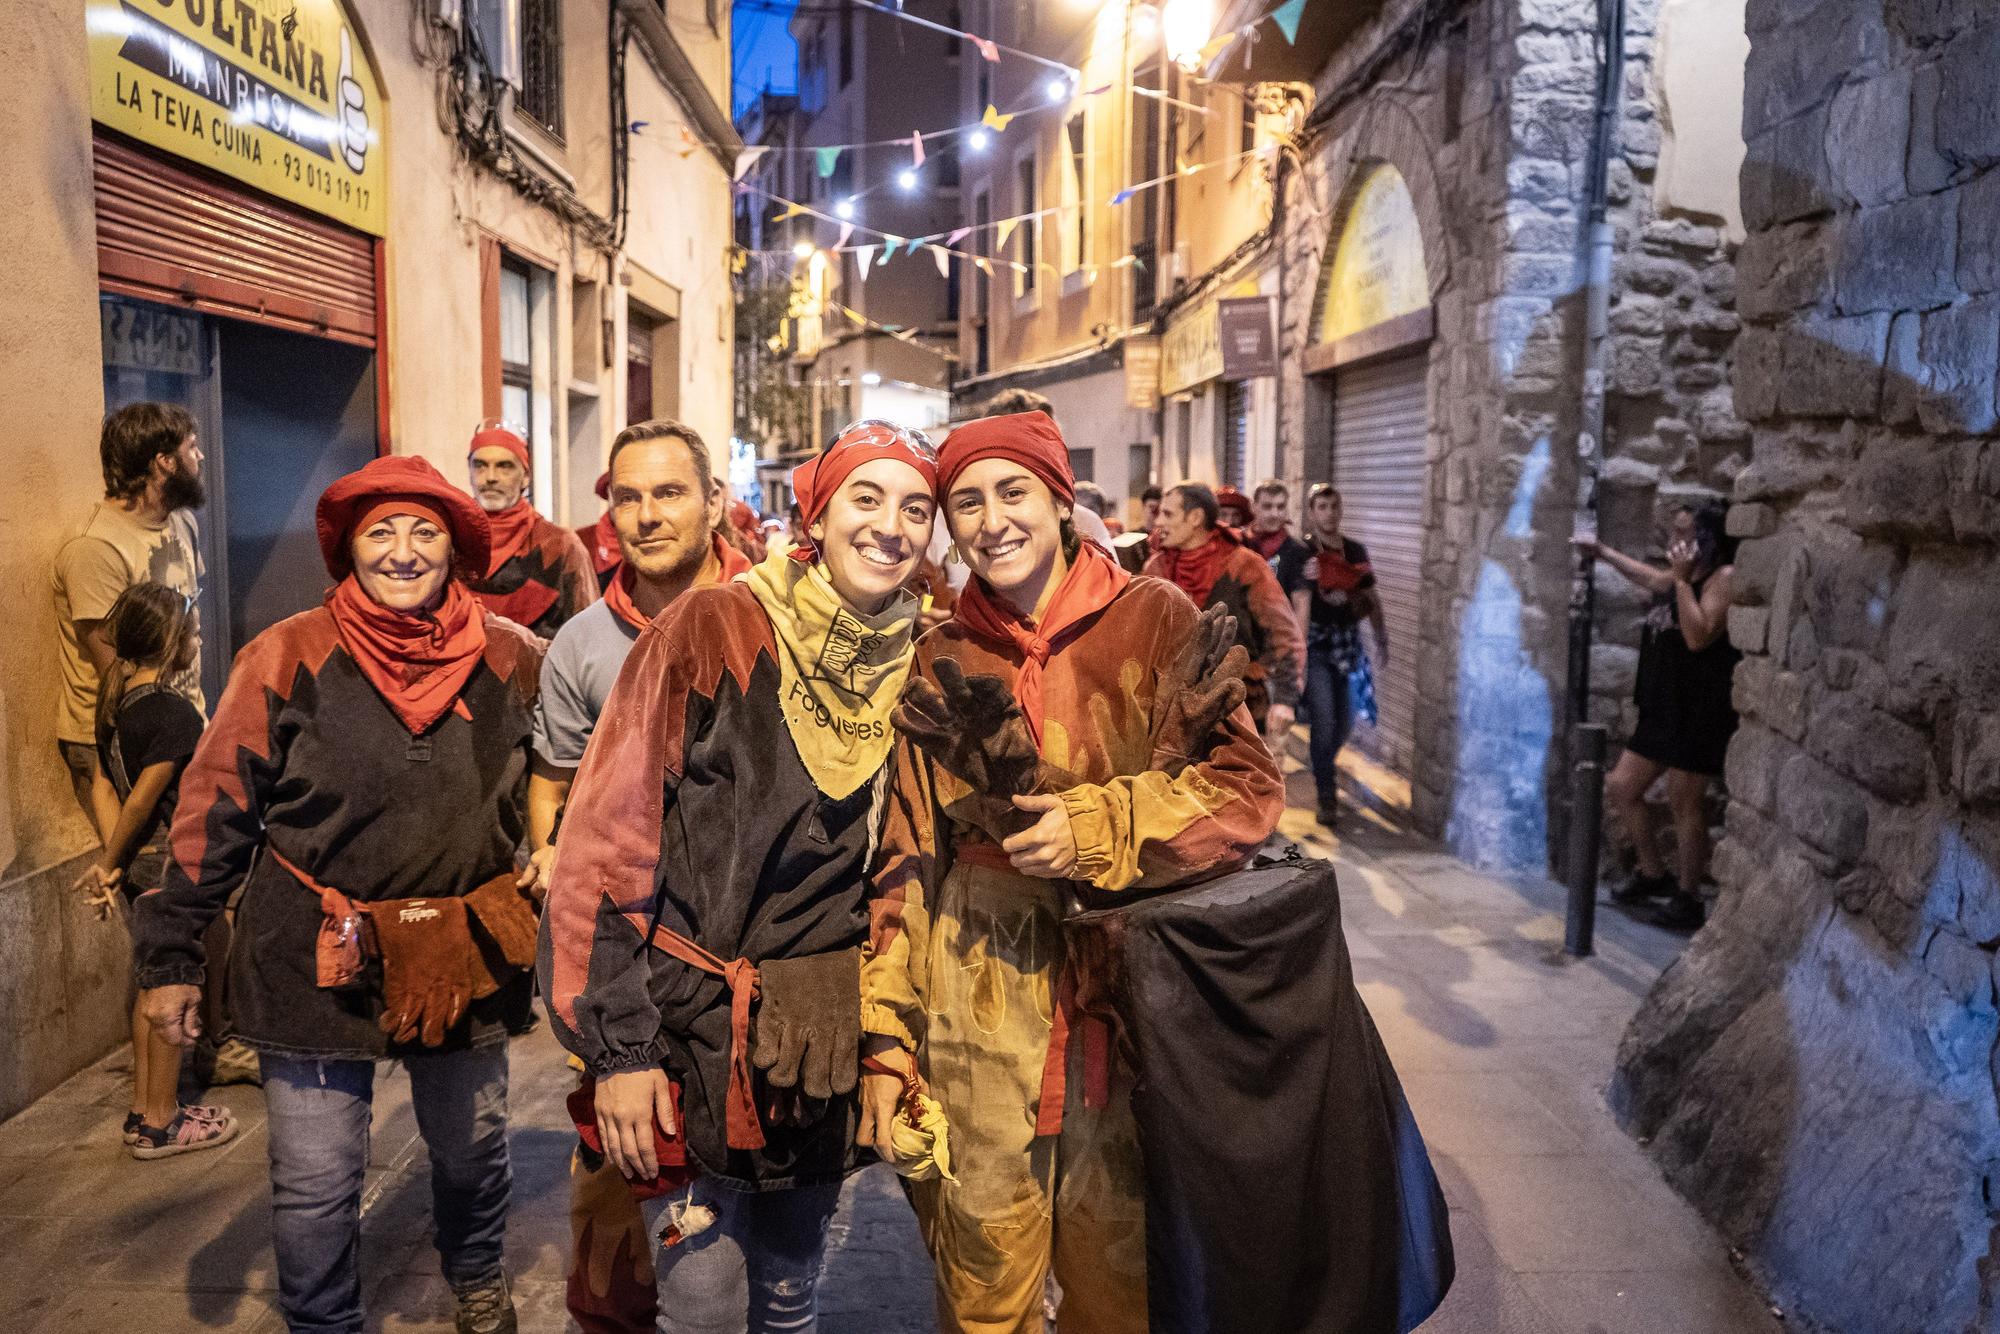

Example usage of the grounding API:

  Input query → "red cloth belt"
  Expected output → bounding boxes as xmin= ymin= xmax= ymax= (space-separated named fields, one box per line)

xmin=645 ymin=923 xmax=767 ymax=1151
xmin=953 ymin=838 xmax=1111 ymax=1136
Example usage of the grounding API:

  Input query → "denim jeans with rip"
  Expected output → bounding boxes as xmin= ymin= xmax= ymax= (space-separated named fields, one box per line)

xmin=640 ymin=1176 xmax=844 ymax=1334
xmin=261 ymin=1045 xmax=511 ymax=1333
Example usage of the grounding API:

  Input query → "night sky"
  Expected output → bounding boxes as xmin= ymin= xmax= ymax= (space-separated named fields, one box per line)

xmin=733 ymin=0 xmax=800 ymax=114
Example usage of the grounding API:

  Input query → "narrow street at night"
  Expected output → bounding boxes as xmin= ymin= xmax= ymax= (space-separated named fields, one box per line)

xmin=5 ymin=763 xmax=1778 ymax=1333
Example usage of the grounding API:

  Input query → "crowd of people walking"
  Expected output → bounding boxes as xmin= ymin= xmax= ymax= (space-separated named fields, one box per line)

xmin=44 ymin=393 xmax=1727 ymax=1334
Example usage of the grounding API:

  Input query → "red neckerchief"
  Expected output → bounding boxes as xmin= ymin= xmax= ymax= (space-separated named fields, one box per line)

xmin=325 ymin=575 xmax=487 ymax=734
xmin=483 ymin=499 xmax=538 ymax=575
xmin=1153 ymin=528 xmax=1239 ymax=606
xmin=582 ymin=512 xmax=620 ymax=578
xmin=603 ymin=534 xmax=751 ymax=632
xmin=1245 ymin=524 xmax=1291 ymax=561
xmin=952 ymin=541 xmax=1131 ymax=746
xmin=1313 ymin=534 xmax=1371 ymax=593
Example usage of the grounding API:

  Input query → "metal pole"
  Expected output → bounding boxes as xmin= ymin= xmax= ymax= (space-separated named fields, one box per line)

xmin=1565 ymin=722 xmax=1608 ymax=957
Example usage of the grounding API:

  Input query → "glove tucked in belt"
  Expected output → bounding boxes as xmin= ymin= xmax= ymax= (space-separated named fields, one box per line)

xmin=370 ymin=896 xmax=478 ymax=1046
xmin=462 ymin=872 xmax=539 ymax=999
xmin=751 ymin=947 xmax=863 ymax=1103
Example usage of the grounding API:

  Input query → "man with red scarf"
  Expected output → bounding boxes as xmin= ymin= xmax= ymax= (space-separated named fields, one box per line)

xmin=464 ymin=424 xmax=599 ymax=637
xmin=526 ymin=421 xmax=747 ymax=1333
xmin=575 ymin=470 xmax=622 ymax=593
xmin=1145 ymin=481 xmax=1304 ymax=738
xmin=1244 ymin=478 xmax=1310 ymax=567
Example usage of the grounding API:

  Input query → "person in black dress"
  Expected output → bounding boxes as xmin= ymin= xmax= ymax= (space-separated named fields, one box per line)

xmin=1577 ymin=501 xmax=1739 ymax=931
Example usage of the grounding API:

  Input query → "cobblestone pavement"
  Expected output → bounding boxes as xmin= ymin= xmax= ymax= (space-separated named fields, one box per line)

xmin=1 ymin=764 xmax=1781 ymax=1332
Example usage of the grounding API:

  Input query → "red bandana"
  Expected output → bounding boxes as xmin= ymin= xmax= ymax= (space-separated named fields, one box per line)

xmin=788 ymin=420 xmax=940 ymax=563
xmin=1314 ymin=537 xmax=1371 ymax=593
xmin=483 ymin=499 xmax=538 ymax=575
xmin=1245 ymin=525 xmax=1292 ymax=561
xmin=1152 ymin=528 xmax=1239 ymax=606
xmin=603 ymin=533 xmax=750 ymax=632
xmin=952 ymin=541 xmax=1131 ymax=746
xmin=325 ymin=575 xmax=487 ymax=734
xmin=582 ymin=512 xmax=621 ymax=578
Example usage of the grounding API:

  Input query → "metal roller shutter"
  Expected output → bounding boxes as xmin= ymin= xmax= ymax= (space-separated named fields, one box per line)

xmin=93 ymin=133 xmax=378 ymax=347
xmin=1221 ymin=378 xmax=1250 ymax=489
xmin=1331 ymin=351 xmax=1427 ymax=774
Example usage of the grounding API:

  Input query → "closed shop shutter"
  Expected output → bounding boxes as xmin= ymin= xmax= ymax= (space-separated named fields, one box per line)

xmin=1221 ymin=378 xmax=1250 ymax=489
xmin=93 ymin=133 xmax=378 ymax=347
xmin=1331 ymin=350 xmax=1427 ymax=774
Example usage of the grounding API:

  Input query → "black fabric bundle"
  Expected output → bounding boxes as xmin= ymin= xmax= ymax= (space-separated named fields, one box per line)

xmin=1067 ymin=849 xmax=1453 ymax=1334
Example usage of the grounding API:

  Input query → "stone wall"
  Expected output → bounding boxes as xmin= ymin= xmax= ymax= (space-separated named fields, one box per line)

xmin=1276 ymin=0 xmax=1745 ymax=872
xmin=1613 ymin=2 xmax=2000 ymax=1329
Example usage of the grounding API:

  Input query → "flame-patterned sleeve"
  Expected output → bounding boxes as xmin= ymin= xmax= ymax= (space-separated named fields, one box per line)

xmin=1056 ymin=594 xmax=1285 ymax=894
xmin=861 ymin=728 xmax=942 ymax=1053
xmin=133 ymin=623 xmax=322 ymax=989
xmin=538 ymin=611 xmax=696 ymax=1076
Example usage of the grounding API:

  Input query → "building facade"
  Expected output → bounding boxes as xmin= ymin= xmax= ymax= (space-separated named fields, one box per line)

xmin=1616 ymin=3 xmax=2000 ymax=1328
xmin=1257 ymin=0 xmax=1748 ymax=868
xmin=0 ymin=0 xmax=735 ymax=1118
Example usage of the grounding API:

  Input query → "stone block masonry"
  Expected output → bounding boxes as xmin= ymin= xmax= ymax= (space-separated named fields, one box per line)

xmin=1612 ymin=7 xmax=2000 ymax=1332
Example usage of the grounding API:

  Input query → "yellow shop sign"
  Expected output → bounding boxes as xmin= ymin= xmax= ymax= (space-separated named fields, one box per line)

xmin=87 ymin=0 xmax=387 ymax=236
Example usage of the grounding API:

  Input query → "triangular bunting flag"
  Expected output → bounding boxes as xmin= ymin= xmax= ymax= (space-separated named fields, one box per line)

xmin=772 ymin=201 xmax=808 ymax=221
xmin=974 ymin=257 xmax=994 ymax=276
xmin=973 ymin=36 xmax=999 ymax=62
xmin=732 ymin=145 xmax=770 ymax=181
xmin=1085 ymin=82 xmax=1113 ymax=96
xmin=880 ymin=238 xmax=898 ymax=265
xmin=836 ymin=221 xmax=855 ymax=249
xmin=905 ymin=236 xmax=926 ymax=256
xmin=678 ymin=126 xmax=699 ymax=158
xmin=931 ymin=246 xmax=950 ymax=278
xmin=946 ymin=226 xmax=971 ymax=245
xmin=1109 ymin=187 xmax=1135 ymax=206
xmin=856 ymin=249 xmax=874 ymax=280
xmin=1271 ymin=0 xmax=1306 ymax=43
xmin=1178 ymin=154 xmax=1198 ymax=176
xmin=981 ymin=104 xmax=1015 ymax=133
xmin=814 ymin=146 xmax=842 ymax=178
xmin=996 ymin=217 xmax=1019 ymax=249
xmin=911 ymin=132 xmax=926 ymax=169
xmin=1198 ymin=32 xmax=1234 ymax=65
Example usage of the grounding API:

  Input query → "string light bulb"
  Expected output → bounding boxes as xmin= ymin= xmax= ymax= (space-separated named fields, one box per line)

xmin=835 ymin=198 xmax=856 ymax=219
xmin=897 ymin=167 xmax=919 ymax=191
xmin=967 ymin=128 xmax=990 ymax=153
xmin=1162 ymin=0 xmax=1213 ymax=69
xmin=1045 ymin=76 xmax=1070 ymax=103
xmin=793 ymin=240 xmax=815 ymax=260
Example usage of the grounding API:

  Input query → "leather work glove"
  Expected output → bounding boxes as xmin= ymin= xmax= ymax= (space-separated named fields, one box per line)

xmin=750 ymin=947 xmax=863 ymax=1102
xmin=1151 ymin=603 xmax=1252 ymax=772
xmin=462 ymin=872 xmax=539 ymax=1000
xmin=370 ymin=896 xmax=477 ymax=1046
xmin=892 ymin=659 xmax=1042 ymax=798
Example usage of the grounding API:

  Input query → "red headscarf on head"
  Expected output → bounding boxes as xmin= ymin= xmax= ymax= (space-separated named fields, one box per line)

xmin=938 ymin=411 xmax=1075 ymax=504
xmin=941 ymin=412 xmax=1130 ymax=745
xmin=787 ymin=420 xmax=940 ymax=562
xmin=469 ymin=424 xmax=531 ymax=469
xmin=314 ymin=456 xmax=491 ymax=735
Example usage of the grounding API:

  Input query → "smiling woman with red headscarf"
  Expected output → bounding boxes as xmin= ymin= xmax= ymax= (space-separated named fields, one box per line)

xmin=857 ymin=412 xmax=1285 ymax=1333
xmin=540 ymin=419 xmax=939 ymax=1332
xmin=132 ymin=455 xmax=546 ymax=1334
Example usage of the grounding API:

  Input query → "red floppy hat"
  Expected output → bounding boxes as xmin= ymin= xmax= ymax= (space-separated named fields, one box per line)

xmin=938 ymin=411 xmax=1076 ymax=505
xmin=1215 ymin=485 xmax=1251 ymax=516
xmin=316 ymin=455 xmax=493 ymax=579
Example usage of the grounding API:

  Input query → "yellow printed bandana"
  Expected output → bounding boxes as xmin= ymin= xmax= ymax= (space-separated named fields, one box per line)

xmin=745 ymin=548 xmax=917 ymax=800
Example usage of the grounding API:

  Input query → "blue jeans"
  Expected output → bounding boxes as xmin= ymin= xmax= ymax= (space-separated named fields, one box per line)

xmin=262 ymin=1045 xmax=512 ymax=1333
xmin=640 ymin=1176 xmax=844 ymax=1334
xmin=1304 ymin=644 xmax=1358 ymax=809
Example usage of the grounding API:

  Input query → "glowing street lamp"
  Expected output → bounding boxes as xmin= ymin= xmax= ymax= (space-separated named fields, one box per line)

xmin=1161 ymin=0 xmax=1213 ymax=69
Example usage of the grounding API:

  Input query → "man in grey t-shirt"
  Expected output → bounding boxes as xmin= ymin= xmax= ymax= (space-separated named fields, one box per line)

xmin=520 ymin=418 xmax=748 ymax=1334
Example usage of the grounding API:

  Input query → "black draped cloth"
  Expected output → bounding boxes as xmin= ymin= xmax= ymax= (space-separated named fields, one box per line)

xmin=1068 ymin=850 xmax=1453 ymax=1334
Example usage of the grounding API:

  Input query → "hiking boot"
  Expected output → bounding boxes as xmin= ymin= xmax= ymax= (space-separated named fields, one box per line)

xmin=1645 ymin=892 xmax=1706 ymax=933
xmin=452 ymin=1273 xmax=517 ymax=1334
xmin=128 ymin=1107 xmax=238 ymax=1160
xmin=1612 ymin=870 xmax=1675 ymax=904
xmin=209 ymin=1038 xmax=263 ymax=1087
